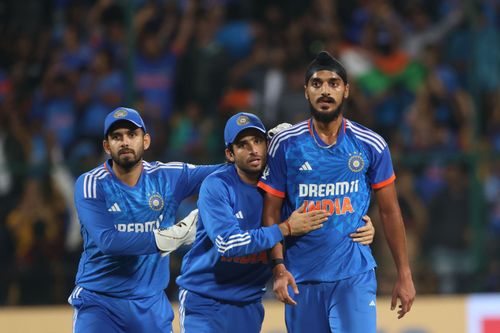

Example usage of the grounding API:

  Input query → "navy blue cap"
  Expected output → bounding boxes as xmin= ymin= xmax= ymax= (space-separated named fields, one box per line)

xmin=224 ymin=112 xmax=266 ymax=147
xmin=103 ymin=107 xmax=147 ymax=137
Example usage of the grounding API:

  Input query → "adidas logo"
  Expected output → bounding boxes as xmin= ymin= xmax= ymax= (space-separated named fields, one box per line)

xmin=235 ymin=211 xmax=244 ymax=219
xmin=369 ymin=300 xmax=376 ymax=307
xmin=108 ymin=203 xmax=121 ymax=212
xmin=299 ymin=161 xmax=312 ymax=171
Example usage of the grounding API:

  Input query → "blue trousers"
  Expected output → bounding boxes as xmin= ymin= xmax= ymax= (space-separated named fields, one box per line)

xmin=178 ymin=288 xmax=264 ymax=333
xmin=285 ymin=269 xmax=377 ymax=333
xmin=68 ymin=286 xmax=173 ymax=333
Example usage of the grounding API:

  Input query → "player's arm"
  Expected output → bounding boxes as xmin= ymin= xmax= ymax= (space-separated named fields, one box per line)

xmin=76 ymin=197 xmax=158 ymax=256
xmin=375 ymin=182 xmax=415 ymax=318
xmin=262 ymin=192 xmax=299 ymax=305
xmin=175 ymin=163 xmax=226 ymax=199
xmin=199 ymin=177 xmax=284 ymax=257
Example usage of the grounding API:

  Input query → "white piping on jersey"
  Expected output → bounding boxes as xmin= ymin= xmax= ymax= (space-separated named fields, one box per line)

xmin=179 ymin=289 xmax=188 ymax=333
xmin=215 ymin=232 xmax=251 ymax=254
xmin=83 ymin=167 xmax=109 ymax=199
xmin=346 ymin=120 xmax=386 ymax=153
xmin=346 ymin=121 xmax=386 ymax=148
xmin=268 ymin=121 xmax=309 ymax=157
xmin=144 ymin=161 xmax=184 ymax=173
xmin=68 ymin=286 xmax=83 ymax=304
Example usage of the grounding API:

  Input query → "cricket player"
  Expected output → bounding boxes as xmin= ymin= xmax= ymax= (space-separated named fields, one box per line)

xmin=68 ymin=107 xmax=222 ymax=333
xmin=176 ymin=112 xmax=376 ymax=333
xmin=259 ymin=51 xmax=416 ymax=332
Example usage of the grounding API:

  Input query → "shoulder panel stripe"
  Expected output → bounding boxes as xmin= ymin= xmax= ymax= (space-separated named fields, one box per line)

xmin=352 ymin=135 xmax=383 ymax=154
xmin=146 ymin=165 xmax=184 ymax=173
xmin=268 ymin=121 xmax=308 ymax=151
xmin=144 ymin=162 xmax=183 ymax=169
xmin=346 ymin=123 xmax=386 ymax=153
xmin=269 ymin=125 xmax=309 ymax=157
xmin=83 ymin=167 xmax=109 ymax=199
xmin=346 ymin=121 xmax=386 ymax=149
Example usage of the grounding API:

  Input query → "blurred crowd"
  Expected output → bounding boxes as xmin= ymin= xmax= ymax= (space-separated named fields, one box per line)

xmin=0 ymin=0 xmax=499 ymax=305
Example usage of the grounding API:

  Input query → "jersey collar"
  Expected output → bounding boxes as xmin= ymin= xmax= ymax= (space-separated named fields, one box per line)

xmin=308 ymin=117 xmax=346 ymax=148
xmin=104 ymin=159 xmax=145 ymax=188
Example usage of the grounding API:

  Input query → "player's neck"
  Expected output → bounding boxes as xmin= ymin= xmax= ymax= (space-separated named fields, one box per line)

xmin=312 ymin=116 xmax=342 ymax=145
xmin=236 ymin=168 xmax=259 ymax=185
xmin=112 ymin=161 xmax=143 ymax=187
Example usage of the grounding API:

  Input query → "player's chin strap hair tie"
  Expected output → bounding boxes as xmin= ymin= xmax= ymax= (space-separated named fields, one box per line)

xmin=304 ymin=51 xmax=348 ymax=85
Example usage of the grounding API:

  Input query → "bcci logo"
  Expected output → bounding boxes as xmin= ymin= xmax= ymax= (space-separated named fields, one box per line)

xmin=114 ymin=109 xmax=128 ymax=118
xmin=348 ymin=153 xmax=364 ymax=172
xmin=148 ymin=193 xmax=164 ymax=211
xmin=236 ymin=115 xmax=250 ymax=126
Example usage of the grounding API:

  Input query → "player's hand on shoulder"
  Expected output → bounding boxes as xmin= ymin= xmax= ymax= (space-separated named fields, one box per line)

xmin=267 ymin=122 xmax=292 ymax=140
xmin=350 ymin=215 xmax=375 ymax=245
xmin=287 ymin=202 xmax=329 ymax=236
xmin=272 ymin=264 xmax=298 ymax=306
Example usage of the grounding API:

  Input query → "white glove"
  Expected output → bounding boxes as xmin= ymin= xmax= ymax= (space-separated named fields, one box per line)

xmin=267 ymin=123 xmax=292 ymax=139
xmin=154 ymin=209 xmax=198 ymax=256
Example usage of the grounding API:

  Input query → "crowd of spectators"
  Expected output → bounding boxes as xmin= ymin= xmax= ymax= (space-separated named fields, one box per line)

xmin=0 ymin=0 xmax=498 ymax=305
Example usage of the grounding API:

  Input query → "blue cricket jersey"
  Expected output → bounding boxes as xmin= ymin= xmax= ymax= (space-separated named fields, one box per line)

xmin=176 ymin=164 xmax=283 ymax=303
xmin=73 ymin=160 xmax=221 ymax=298
xmin=258 ymin=118 xmax=395 ymax=283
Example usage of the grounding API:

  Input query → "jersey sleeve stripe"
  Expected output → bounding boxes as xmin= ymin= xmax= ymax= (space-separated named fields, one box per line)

xmin=215 ymin=233 xmax=252 ymax=253
xmin=216 ymin=239 xmax=252 ymax=254
xmin=257 ymin=181 xmax=285 ymax=198
xmin=215 ymin=234 xmax=251 ymax=247
xmin=371 ymin=174 xmax=396 ymax=189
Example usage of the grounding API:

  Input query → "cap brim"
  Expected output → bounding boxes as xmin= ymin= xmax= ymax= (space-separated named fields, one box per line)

xmin=226 ymin=125 xmax=266 ymax=146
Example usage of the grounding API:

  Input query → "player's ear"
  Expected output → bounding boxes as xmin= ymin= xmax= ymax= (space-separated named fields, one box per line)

xmin=143 ymin=133 xmax=151 ymax=150
xmin=304 ymin=87 xmax=309 ymax=100
xmin=344 ymin=83 xmax=350 ymax=99
xmin=225 ymin=147 xmax=234 ymax=163
xmin=103 ymin=139 xmax=111 ymax=155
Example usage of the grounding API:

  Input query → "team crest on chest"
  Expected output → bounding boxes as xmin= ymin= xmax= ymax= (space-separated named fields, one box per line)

xmin=348 ymin=152 xmax=365 ymax=172
xmin=148 ymin=193 xmax=164 ymax=211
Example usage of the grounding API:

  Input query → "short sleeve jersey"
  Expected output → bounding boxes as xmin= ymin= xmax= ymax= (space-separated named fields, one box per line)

xmin=177 ymin=164 xmax=283 ymax=303
xmin=74 ymin=160 xmax=221 ymax=298
xmin=258 ymin=118 xmax=395 ymax=283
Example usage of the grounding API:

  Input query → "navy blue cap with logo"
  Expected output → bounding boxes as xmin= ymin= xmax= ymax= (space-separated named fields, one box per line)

xmin=224 ymin=112 xmax=266 ymax=147
xmin=103 ymin=107 xmax=147 ymax=137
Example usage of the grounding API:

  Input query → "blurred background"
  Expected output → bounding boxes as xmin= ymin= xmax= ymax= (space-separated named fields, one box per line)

xmin=0 ymin=0 xmax=499 ymax=329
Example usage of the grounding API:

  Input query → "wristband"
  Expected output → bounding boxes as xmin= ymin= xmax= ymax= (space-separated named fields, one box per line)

xmin=271 ymin=258 xmax=284 ymax=269
xmin=284 ymin=220 xmax=292 ymax=236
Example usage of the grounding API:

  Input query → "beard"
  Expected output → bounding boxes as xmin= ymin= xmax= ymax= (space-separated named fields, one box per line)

xmin=309 ymin=97 xmax=345 ymax=123
xmin=111 ymin=148 xmax=143 ymax=170
xmin=235 ymin=156 xmax=266 ymax=180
